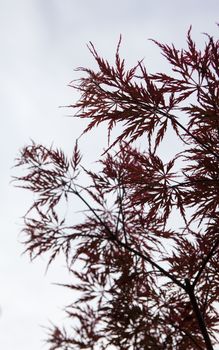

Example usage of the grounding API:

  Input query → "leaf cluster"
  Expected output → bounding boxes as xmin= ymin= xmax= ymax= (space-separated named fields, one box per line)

xmin=14 ymin=28 xmax=219 ymax=349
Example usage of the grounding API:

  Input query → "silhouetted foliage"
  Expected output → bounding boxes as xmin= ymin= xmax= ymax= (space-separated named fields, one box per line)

xmin=15 ymin=28 xmax=219 ymax=349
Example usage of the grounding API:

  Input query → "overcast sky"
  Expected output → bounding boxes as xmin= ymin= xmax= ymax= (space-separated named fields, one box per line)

xmin=0 ymin=1 xmax=218 ymax=349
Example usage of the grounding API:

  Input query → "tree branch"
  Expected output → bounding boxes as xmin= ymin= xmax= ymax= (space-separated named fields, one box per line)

xmin=93 ymin=84 xmax=219 ymax=160
xmin=185 ymin=278 xmax=214 ymax=350
xmin=192 ymin=235 xmax=219 ymax=288
xmin=72 ymin=187 xmax=186 ymax=291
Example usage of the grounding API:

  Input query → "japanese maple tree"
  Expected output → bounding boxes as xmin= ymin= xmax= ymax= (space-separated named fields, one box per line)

xmin=15 ymin=28 xmax=219 ymax=349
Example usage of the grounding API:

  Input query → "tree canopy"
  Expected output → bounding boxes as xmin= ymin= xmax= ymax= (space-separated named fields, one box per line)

xmin=15 ymin=28 xmax=219 ymax=349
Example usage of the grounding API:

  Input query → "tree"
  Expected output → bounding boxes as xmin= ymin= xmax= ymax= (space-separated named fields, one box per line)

xmin=14 ymin=28 xmax=219 ymax=349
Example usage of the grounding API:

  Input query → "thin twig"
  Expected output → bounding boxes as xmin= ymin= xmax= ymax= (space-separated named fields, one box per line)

xmin=192 ymin=236 xmax=219 ymax=288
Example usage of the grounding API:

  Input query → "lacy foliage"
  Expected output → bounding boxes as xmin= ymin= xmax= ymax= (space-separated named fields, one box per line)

xmin=15 ymin=29 xmax=219 ymax=349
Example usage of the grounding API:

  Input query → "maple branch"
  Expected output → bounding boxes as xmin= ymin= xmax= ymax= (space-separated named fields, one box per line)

xmin=185 ymin=278 xmax=214 ymax=350
xmin=192 ymin=235 xmax=219 ymax=288
xmin=72 ymin=187 xmax=216 ymax=347
xmin=112 ymin=238 xmax=186 ymax=290
xmin=92 ymin=83 xmax=219 ymax=159
xmin=71 ymin=187 xmax=186 ymax=291
xmin=143 ymin=102 xmax=219 ymax=160
xmin=126 ymin=93 xmax=218 ymax=159
xmin=97 ymin=80 xmax=218 ymax=157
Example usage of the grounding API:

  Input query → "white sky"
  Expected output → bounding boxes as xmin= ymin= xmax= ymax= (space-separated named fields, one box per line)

xmin=0 ymin=1 xmax=218 ymax=349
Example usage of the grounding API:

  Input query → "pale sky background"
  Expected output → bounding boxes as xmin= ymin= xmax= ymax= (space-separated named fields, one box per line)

xmin=0 ymin=1 xmax=218 ymax=349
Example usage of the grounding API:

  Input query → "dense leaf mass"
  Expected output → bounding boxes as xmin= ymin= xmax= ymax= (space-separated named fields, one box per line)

xmin=15 ymin=29 xmax=219 ymax=349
